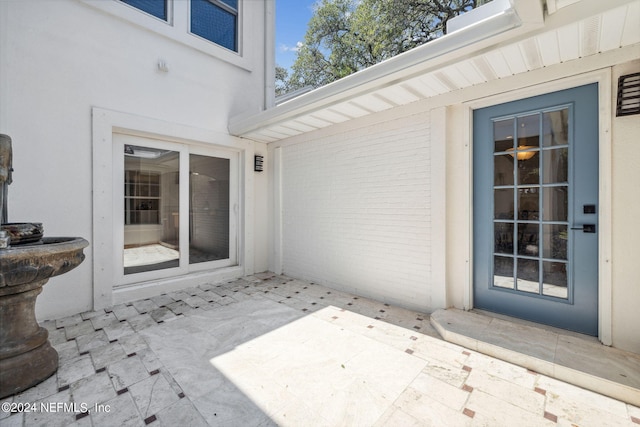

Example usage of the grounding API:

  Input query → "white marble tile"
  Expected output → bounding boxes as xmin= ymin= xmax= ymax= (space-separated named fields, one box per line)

xmin=465 ymin=351 xmax=537 ymax=389
xmin=126 ymin=313 xmax=158 ymax=332
xmin=56 ymin=314 xmax=83 ymax=329
xmin=53 ymin=340 xmax=80 ymax=363
xmin=64 ymin=321 xmax=95 ymax=340
xmin=393 ymin=386 xmax=473 ymax=426
xmin=23 ymin=389 xmax=74 ymax=427
xmin=90 ymin=392 xmax=143 ymax=427
xmin=408 ymin=372 xmax=471 ymax=411
xmin=103 ymin=321 xmax=136 ymax=342
xmin=0 ymin=413 xmax=24 ymax=427
xmin=149 ymin=294 xmax=175 ymax=308
xmin=131 ymin=299 xmax=160 ymax=314
xmin=165 ymin=361 xmax=229 ymax=399
xmin=75 ymin=330 xmax=109 ymax=354
xmin=70 ymin=371 xmax=116 ymax=407
xmin=373 ymin=405 xmax=424 ymax=427
xmin=344 ymin=342 xmax=427 ymax=400
xmin=111 ymin=304 xmax=139 ymax=321
xmin=269 ymin=397 xmax=332 ymax=427
xmin=116 ymin=333 xmax=150 ymax=355
xmin=128 ymin=374 xmax=180 ymax=418
xmin=555 ymin=334 xmax=640 ymax=389
xmin=89 ymin=312 xmax=119 ymax=330
xmin=14 ymin=373 xmax=59 ymax=402
xmin=156 ymin=397 xmax=208 ymax=427
xmin=628 ymin=403 xmax=640 ymax=419
xmin=537 ymin=373 xmax=631 ymax=424
xmin=90 ymin=342 xmax=127 ymax=370
xmin=465 ymin=368 xmax=545 ymax=414
xmin=466 ymin=389 xmax=553 ymax=427
xmin=191 ymin=381 xmax=276 ymax=427
xmin=477 ymin=317 xmax=558 ymax=362
xmin=57 ymin=354 xmax=96 ymax=388
xmin=422 ymin=359 xmax=471 ymax=388
xmin=47 ymin=328 xmax=68 ymax=346
xmin=107 ymin=356 xmax=150 ymax=391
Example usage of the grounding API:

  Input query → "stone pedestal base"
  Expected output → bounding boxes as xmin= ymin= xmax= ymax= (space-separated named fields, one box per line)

xmin=0 ymin=338 xmax=58 ymax=398
xmin=0 ymin=280 xmax=59 ymax=399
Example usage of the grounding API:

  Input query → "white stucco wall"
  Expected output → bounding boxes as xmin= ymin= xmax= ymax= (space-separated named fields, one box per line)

xmin=0 ymin=0 xmax=271 ymax=319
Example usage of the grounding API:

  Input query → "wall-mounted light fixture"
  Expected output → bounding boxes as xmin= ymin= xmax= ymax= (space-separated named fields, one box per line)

xmin=254 ymin=155 xmax=264 ymax=172
xmin=616 ymin=72 xmax=640 ymax=117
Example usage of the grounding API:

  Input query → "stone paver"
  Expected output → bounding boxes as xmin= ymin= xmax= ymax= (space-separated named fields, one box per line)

xmin=1 ymin=274 xmax=637 ymax=426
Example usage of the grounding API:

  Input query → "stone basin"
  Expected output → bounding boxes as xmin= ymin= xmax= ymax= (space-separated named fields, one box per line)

xmin=0 ymin=236 xmax=89 ymax=398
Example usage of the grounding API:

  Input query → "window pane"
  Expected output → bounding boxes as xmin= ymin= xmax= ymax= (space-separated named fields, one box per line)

xmin=494 ymin=154 xmax=513 ymax=186
xmin=518 ymin=187 xmax=539 ymax=220
xmin=542 ymin=148 xmax=568 ymax=184
xmin=494 ymin=188 xmax=514 ymax=220
xmin=191 ymin=0 xmax=238 ymax=52
xmin=189 ymin=154 xmax=230 ymax=264
xmin=494 ymin=256 xmax=514 ymax=289
xmin=516 ymin=258 xmax=539 ymax=294
xmin=124 ymin=145 xmax=179 ymax=275
xmin=120 ymin=0 xmax=167 ymax=20
xmin=517 ymin=114 xmax=540 ymax=148
xmin=517 ymin=151 xmax=539 ymax=185
xmin=542 ymin=186 xmax=568 ymax=221
xmin=494 ymin=222 xmax=514 ymax=254
xmin=543 ymin=109 xmax=569 ymax=147
xmin=494 ymin=119 xmax=514 ymax=152
xmin=517 ymin=223 xmax=539 ymax=257
xmin=543 ymin=261 xmax=568 ymax=298
xmin=543 ymin=224 xmax=568 ymax=260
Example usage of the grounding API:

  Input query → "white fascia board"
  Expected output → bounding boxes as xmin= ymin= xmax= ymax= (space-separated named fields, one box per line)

xmin=229 ymin=3 xmax=524 ymax=137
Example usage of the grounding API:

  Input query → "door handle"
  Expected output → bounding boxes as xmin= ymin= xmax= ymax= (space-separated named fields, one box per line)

xmin=571 ymin=224 xmax=596 ymax=233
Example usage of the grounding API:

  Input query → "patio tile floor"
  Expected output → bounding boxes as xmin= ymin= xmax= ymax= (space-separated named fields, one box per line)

xmin=1 ymin=273 xmax=638 ymax=426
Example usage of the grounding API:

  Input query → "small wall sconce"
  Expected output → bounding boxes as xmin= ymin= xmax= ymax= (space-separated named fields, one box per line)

xmin=254 ymin=155 xmax=264 ymax=172
xmin=616 ymin=72 xmax=640 ymax=117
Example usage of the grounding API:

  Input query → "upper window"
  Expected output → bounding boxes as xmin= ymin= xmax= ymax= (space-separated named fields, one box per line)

xmin=190 ymin=0 xmax=238 ymax=52
xmin=120 ymin=0 xmax=168 ymax=21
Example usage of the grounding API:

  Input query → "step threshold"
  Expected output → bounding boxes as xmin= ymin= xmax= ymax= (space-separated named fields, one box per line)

xmin=430 ymin=308 xmax=640 ymax=406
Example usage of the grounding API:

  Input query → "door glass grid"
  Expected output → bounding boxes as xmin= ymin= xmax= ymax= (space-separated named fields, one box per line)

xmin=492 ymin=107 xmax=570 ymax=299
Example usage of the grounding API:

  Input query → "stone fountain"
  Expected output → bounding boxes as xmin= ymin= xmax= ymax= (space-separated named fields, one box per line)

xmin=0 ymin=134 xmax=89 ymax=398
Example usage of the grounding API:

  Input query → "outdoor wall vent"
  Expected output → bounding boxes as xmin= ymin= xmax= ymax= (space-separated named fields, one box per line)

xmin=254 ymin=155 xmax=264 ymax=172
xmin=616 ymin=72 xmax=640 ymax=117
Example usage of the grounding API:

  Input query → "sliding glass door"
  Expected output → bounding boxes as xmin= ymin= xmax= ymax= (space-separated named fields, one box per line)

xmin=115 ymin=134 xmax=238 ymax=285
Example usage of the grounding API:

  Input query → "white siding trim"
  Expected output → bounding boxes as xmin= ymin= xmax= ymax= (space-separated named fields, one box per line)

xmin=430 ymin=107 xmax=448 ymax=309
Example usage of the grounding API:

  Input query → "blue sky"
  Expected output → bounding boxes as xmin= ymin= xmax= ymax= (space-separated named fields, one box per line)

xmin=276 ymin=0 xmax=316 ymax=72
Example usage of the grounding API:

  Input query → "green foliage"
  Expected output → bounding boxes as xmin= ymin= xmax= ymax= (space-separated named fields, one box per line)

xmin=286 ymin=0 xmax=479 ymax=92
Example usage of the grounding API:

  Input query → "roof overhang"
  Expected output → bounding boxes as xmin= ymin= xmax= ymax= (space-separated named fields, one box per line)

xmin=229 ymin=0 xmax=640 ymax=143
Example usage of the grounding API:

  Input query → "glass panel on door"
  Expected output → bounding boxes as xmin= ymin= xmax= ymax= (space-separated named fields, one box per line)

xmin=492 ymin=107 xmax=570 ymax=300
xmin=189 ymin=154 xmax=230 ymax=264
xmin=123 ymin=145 xmax=180 ymax=275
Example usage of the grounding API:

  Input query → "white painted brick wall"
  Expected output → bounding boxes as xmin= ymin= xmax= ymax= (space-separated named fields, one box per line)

xmin=281 ymin=112 xmax=433 ymax=311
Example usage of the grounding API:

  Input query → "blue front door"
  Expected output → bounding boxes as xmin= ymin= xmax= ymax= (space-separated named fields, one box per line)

xmin=473 ymin=84 xmax=599 ymax=335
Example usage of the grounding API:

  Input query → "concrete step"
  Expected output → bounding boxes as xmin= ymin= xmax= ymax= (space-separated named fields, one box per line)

xmin=430 ymin=308 xmax=640 ymax=406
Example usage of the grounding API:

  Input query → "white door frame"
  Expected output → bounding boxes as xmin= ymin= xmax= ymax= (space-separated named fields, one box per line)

xmin=461 ymin=69 xmax=613 ymax=344
xmin=92 ymin=107 xmax=256 ymax=308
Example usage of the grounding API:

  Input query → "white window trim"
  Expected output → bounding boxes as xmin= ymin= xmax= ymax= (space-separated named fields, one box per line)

xmin=92 ymin=107 xmax=256 ymax=308
xmin=80 ymin=0 xmax=250 ymax=71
